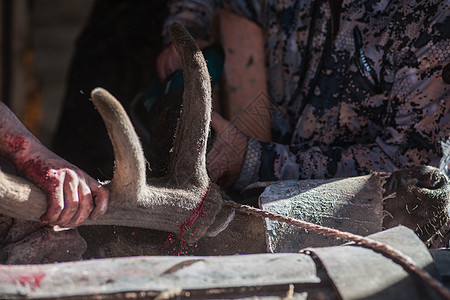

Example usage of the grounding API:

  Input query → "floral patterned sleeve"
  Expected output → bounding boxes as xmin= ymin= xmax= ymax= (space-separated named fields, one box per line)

xmin=234 ymin=0 xmax=450 ymax=187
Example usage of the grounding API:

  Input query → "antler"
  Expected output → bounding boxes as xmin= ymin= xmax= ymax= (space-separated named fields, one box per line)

xmin=0 ymin=22 xmax=222 ymax=244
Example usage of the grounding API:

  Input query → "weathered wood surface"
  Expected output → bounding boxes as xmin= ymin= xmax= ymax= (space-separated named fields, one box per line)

xmin=260 ymin=174 xmax=384 ymax=252
xmin=0 ymin=226 xmax=443 ymax=300
xmin=0 ymin=253 xmax=324 ymax=299
xmin=308 ymin=226 xmax=442 ymax=300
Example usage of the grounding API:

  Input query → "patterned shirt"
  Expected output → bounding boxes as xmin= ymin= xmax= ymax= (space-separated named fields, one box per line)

xmin=163 ymin=0 xmax=450 ymax=185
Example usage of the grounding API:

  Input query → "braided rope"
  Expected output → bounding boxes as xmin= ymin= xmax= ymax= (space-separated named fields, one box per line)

xmin=225 ymin=200 xmax=450 ymax=300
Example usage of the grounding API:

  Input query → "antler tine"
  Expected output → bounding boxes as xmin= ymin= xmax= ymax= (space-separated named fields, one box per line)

xmin=166 ymin=21 xmax=212 ymax=188
xmin=91 ymin=88 xmax=146 ymax=200
xmin=0 ymin=23 xmax=223 ymax=244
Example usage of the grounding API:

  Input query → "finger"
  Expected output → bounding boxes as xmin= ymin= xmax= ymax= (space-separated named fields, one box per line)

xmin=168 ymin=55 xmax=182 ymax=76
xmin=89 ymin=179 xmax=109 ymax=220
xmin=157 ymin=58 xmax=168 ymax=82
xmin=40 ymin=173 xmax=65 ymax=224
xmin=168 ymin=45 xmax=182 ymax=72
xmin=55 ymin=171 xmax=80 ymax=225
xmin=157 ymin=44 xmax=181 ymax=82
xmin=156 ymin=47 xmax=167 ymax=82
xmin=68 ymin=181 xmax=94 ymax=226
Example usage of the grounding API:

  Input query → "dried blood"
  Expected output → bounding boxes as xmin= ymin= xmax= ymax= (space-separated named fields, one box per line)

xmin=17 ymin=272 xmax=46 ymax=288
xmin=0 ymin=134 xmax=29 ymax=159
xmin=17 ymin=158 xmax=58 ymax=203
xmin=178 ymin=186 xmax=210 ymax=242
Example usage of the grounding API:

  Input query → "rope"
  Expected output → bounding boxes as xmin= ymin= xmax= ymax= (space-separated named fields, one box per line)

xmin=225 ymin=200 xmax=450 ymax=300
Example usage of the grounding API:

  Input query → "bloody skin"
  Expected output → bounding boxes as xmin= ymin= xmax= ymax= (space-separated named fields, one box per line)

xmin=1 ymin=134 xmax=55 ymax=192
xmin=0 ymin=102 xmax=109 ymax=226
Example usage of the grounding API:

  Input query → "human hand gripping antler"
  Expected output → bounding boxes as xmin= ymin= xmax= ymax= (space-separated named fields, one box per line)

xmin=0 ymin=22 xmax=224 ymax=244
xmin=0 ymin=102 xmax=109 ymax=227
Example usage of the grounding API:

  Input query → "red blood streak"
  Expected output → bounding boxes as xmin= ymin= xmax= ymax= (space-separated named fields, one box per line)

xmin=1 ymin=134 xmax=57 ymax=195
xmin=17 ymin=272 xmax=46 ymax=288
xmin=0 ymin=134 xmax=29 ymax=159
xmin=178 ymin=186 xmax=211 ymax=243
xmin=6 ymin=135 xmax=28 ymax=153
xmin=20 ymin=158 xmax=47 ymax=182
xmin=17 ymin=158 xmax=59 ymax=206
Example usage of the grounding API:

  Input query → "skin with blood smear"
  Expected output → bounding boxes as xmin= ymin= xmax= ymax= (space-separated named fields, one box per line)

xmin=0 ymin=102 xmax=109 ymax=226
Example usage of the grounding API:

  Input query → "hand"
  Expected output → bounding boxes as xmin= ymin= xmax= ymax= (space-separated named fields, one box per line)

xmin=17 ymin=151 xmax=109 ymax=228
xmin=157 ymin=39 xmax=209 ymax=82
xmin=156 ymin=44 xmax=182 ymax=82
xmin=207 ymin=112 xmax=248 ymax=188
xmin=0 ymin=102 xmax=108 ymax=227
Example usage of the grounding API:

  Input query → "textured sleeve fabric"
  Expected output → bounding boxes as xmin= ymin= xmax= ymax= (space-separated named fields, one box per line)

xmin=329 ymin=2 xmax=450 ymax=177
xmin=440 ymin=140 xmax=450 ymax=177
xmin=234 ymin=0 xmax=450 ymax=185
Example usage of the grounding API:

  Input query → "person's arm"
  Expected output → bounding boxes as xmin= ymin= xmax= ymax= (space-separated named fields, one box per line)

xmin=207 ymin=5 xmax=450 ymax=187
xmin=0 ymin=102 xmax=108 ymax=227
xmin=220 ymin=57 xmax=449 ymax=186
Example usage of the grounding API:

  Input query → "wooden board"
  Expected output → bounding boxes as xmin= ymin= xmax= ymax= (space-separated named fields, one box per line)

xmin=0 ymin=226 xmax=443 ymax=300
xmin=309 ymin=226 xmax=442 ymax=300
xmin=0 ymin=253 xmax=327 ymax=299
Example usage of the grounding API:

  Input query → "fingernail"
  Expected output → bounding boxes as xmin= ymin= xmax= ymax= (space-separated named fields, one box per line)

xmin=52 ymin=225 xmax=73 ymax=232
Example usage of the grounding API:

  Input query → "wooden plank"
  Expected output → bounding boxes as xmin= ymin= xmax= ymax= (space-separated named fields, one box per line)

xmin=0 ymin=253 xmax=323 ymax=299
xmin=0 ymin=226 xmax=441 ymax=299
xmin=308 ymin=226 xmax=442 ymax=300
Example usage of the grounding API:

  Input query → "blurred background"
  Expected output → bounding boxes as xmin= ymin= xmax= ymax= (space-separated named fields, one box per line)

xmin=1 ymin=0 xmax=94 ymax=145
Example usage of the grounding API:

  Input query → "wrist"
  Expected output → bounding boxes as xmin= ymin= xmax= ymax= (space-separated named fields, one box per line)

xmin=7 ymin=137 xmax=55 ymax=185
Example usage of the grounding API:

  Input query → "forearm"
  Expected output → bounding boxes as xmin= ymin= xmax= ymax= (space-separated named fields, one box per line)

xmin=0 ymin=102 xmax=61 ymax=189
xmin=0 ymin=102 xmax=44 ymax=167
